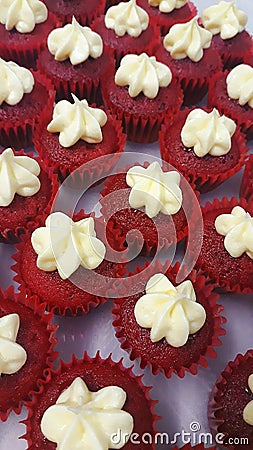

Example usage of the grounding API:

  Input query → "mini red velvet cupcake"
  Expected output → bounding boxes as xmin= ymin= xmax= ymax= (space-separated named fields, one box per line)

xmin=0 ymin=148 xmax=58 ymax=244
xmin=24 ymin=353 xmax=158 ymax=450
xmin=33 ymin=94 xmax=126 ymax=182
xmin=201 ymin=1 xmax=252 ymax=69
xmin=44 ymin=0 xmax=106 ymax=26
xmin=12 ymin=210 xmax=126 ymax=315
xmin=208 ymin=64 xmax=253 ymax=140
xmin=91 ymin=0 xmax=160 ymax=65
xmin=0 ymin=62 xmax=55 ymax=149
xmin=208 ymin=350 xmax=253 ymax=449
xmin=195 ymin=197 xmax=253 ymax=294
xmin=240 ymin=155 xmax=253 ymax=203
xmin=138 ymin=0 xmax=197 ymax=36
xmin=159 ymin=107 xmax=249 ymax=193
xmin=102 ymin=52 xmax=183 ymax=143
xmin=156 ymin=16 xmax=223 ymax=105
xmin=37 ymin=17 xmax=115 ymax=104
xmin=0 ymin=1 xmax=59 ymax=68
xmin=100 ymin=161 xmax=197 ymax=256
xmin=0 ymin=286 xmax=58 ymax=422
xmin=113 ymin=262 xmax=226 ymax=378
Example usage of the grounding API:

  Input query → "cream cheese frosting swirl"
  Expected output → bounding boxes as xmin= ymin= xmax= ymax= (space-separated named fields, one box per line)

xmin=181 ymin=108 xmax=236 ymax=157
xmin=201 ymin=1 xmax=247 ymax=40
xmin=47 ymin=94 xmax=107 ymax=147
xmin=0 ymin=0 xmax=48 ymax=33
xmin=134 ymin=273 xmax=206 ymax=347
xmin=31 ymin=212 xmax=106 ymax=279
xmin=0 ymin=58 xmax=34 ymax=106
xmin=163 ymin=17 xmax=212 ymax=62
xmin=115 ymin=53 xmax=172 ymax=98
xmin=0 ymin=313 xmax=27 ymax=375
xmin=47 ymin=17 xmax=103 ymax=65
xmin=215 ymin=206 xmax=253 ymax=259
xmin=126 ymin=161 xmax=182 ymax=218
xmin=243 ymin=374 xmax=253 ymax=426
xmin=148 ymin=0 xmax=187 ymax=14
xmin=41 ymin=377 xmax=134 ymax=450
xmin=0 ymin=148 xmax=41 ymax=207
xmin=105 ymin=0 xmax=149 ymax=37
xmin=226 ymin=64 xmax=253 ymax=108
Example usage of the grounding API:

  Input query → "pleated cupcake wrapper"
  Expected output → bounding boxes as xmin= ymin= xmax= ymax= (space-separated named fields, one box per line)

xmin=0 ymin=12 xmax=60 ymax=69
xmin=112 ymin=261 xmax=226 ymax=379
xmin=0 ymin=150 xmax=59 ymax=244
xmin=208 ymin=71 xmax=253 ymax=140
xmin=148 ymin=1 xmax=197 ymax=36
xmin=0 ymin=70 xmax=55 ymax=149
xmin=37 ymin=47 xmax=115 ymax=105
xmin=240 ymin=155 xmax=253 ymax=202
xmin=159 ymin=120 xmax=249 ymax=194
xmin=100 ymin=160 xmax=194 ymax=257
xmin=195 ymin=196 xmax=253 ymax=294
xmin=22 ymin=352 xmax=159 ymax=449
xmin=101 ymin=82 xmax=183 ymax=144
xmin=53 ymin=0 xmax=106 ymax=27
xmin=11 ymin=213 xmax=127 ymax=316
xmin=33 ymin=108 xmax=126 ymax=183
xmin=0 ymin=285 xmax=58 ymax=422
xmin=208 ymin=350 xmax=253 ymax=449
xmin=181 ymin=76 xmax=210 ymax=107
xmin=93 ymin=22 xmax=161 ymax=68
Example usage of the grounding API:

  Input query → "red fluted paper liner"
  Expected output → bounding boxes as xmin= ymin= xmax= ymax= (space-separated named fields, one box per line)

xmin=12 ymin=212 xmax=127 ymax=316
xmin=195 ymin=197 xmax=253 ymax=294
xmin=208 ymin=70 xmax=253 ymax=140
xmin=33 ymin=105 xmax=126 ymax=182
xmin=44 ymin=0 xmax=106 ymax=26
xmin=0 ymin=151 xmax=59 ymax=244
xmin=208 ymin=350 xmax=253 ymax=450
xmin=101 ymin=78 xmax=183 ymax=143
xmin=99 ymin=161 xmax=198 ymax=256
xmin=112 ymin=261 xmax=226 ymax=379
xmin=0 ymin=286 xmax=58 ymax=422
xmin=138 ymin=0 xmax=197 ymax=36
xmin=0 ymin=70 xmax=55 ymax=149
xmin=159 ymin=108 xmax=249 ymax=194
xmin=91 ymin=17 xmax=161 ymax=66
xmin=23 ymin=352 xmax=159 ymax=450
xmin=208 ymin=31 xmax=253 ymax=70
xmin=0 ymin=12 xmax=60 ymax=68
xmin=240 ymin=155 xmax=253 ymax=203
xmin=37 ymin=46 xmax=115 ymax=104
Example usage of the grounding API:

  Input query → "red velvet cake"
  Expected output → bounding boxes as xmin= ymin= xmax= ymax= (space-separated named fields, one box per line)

xmin=195 ymin=197 xmax=253 ymax=294
xmin=240 ymin=155 xmax=253 ymax=203
xmin=138 ymin=0 xmax=197 ymax=35
xmin=159 ymin=107 xmax=249 ymax=193
xmin=208 ymin=350 xmax=253 ymax=450
xmin=208 ymin=66 xmax=253 ymax=139
xmin=112 ymin=262 xmax=225 ymax=378
xmin=0 ymin=66 xmax=55 ymax=149
xmin=13 ymin=211 xmax=126 ymax=316
xmin=0 ymin=149 xmax=58 ymax=243
xmin=0 ymin=286 xmax=58 ymax=421
xmin=24 ymin=353 xmax=158 ymax=450
xmin=43 ymin=0 xmax=106 ymax=26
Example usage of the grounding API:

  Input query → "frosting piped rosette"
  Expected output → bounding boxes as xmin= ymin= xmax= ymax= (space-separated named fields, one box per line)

xmin=0 ymin=313 xmax=27 ymax=375
xmin=148 ymin=0 xmax=187 ymax=14
xmin=105 ymin=0 xmax=149 ymax=37
xmin=0 ymin=0 xmax=48 ymax=33
xmin=0 ymin=58 xmax=34 ymax=105
xmin=201 ymin=1 xmax=247 ymax=39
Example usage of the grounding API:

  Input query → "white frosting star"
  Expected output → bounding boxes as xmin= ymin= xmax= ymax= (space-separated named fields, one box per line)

xmin=134 ymin=273 xmax=206 ymax=347
xmin=0 ymin=313 xmax=27 ymax=375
